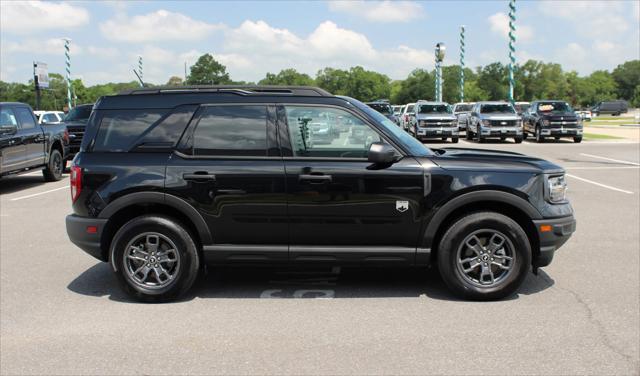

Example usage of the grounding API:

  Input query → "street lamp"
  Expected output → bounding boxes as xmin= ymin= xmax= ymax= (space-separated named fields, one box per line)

xmin=435 ymin=42 xmax=446 ymax=102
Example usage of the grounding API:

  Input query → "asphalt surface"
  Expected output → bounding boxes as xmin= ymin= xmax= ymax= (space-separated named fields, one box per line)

xmin=1 ymin=139 xmax=639 ymax=375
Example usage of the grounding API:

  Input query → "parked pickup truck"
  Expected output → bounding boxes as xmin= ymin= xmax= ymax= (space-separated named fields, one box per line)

xmin=61 ymin=103 xmax=93 ymax=160
xmin=0 ymin=102 xmax=69 ymax=181
xmin=523 ymin=100 xmax=583 ymax=143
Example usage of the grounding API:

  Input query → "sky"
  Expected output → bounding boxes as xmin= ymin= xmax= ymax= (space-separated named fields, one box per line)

xmin=1 ymin=0 xmax=639 ymax=86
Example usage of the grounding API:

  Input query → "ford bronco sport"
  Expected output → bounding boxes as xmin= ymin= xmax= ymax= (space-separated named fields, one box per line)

xmin=65 ymin=86 xmax=576 ymax=302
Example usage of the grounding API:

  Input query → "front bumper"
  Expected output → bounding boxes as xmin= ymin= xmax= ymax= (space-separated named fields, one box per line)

xmin=417 ymin=127 xmax=459 ymax=138
xmin=66 ymin=215 xmax=108 ymax=261
xmin=532 ymin=215 xmax=576 ymax=267
xmin=540 ymin=127 xmax=583 ymax=137
xmin=480 ymin=127 xmax=522 ymax=137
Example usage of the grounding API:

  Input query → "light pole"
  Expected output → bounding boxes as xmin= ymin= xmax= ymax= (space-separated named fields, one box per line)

xmin=508 ymin=0 xmax=516 ymax=104
xmin=435 ymin=42 xmax=446 ymax=102
xmin=138 ymin=55 xmax=143 ymax=87
xmin=459 ymin=26 xmax=465 ymax=103
xmin=63 ymin=38 xmax=72 ymax=110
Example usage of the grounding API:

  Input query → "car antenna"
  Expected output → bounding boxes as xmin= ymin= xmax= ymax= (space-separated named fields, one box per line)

xmin=133 ymin=69 xmax=145 ymax=88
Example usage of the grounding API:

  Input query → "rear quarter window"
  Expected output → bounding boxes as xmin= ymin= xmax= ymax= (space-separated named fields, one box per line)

xmin=92 ymin=109 xmax=167 ymax=152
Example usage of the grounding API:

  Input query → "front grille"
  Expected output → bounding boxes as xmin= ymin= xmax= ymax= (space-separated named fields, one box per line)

xmin=66 ymin=126 xmax=85 ymax=147
xmin=420 ymin=119 xmax=457 ymax=127
xmin=489 ymin=120 xmax=517 ymax=127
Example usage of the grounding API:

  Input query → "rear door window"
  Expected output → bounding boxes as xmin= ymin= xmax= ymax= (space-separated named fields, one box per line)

xmin=191 ymin=105 xmax=268 ymax=156
xmin=93 ymin=109 xmax=167 ymax=152
xmin=14 ymin=108 xmax=36 ymax=129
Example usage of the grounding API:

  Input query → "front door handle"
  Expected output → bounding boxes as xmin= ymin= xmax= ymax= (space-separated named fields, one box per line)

xmin=183 ymin=172 xmax=216 ymax=181
xmin=299 ymin=174 xmax=332 ymax=184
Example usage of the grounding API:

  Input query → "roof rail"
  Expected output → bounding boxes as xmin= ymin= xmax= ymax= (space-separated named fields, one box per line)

xmin=118 ymin=85 xmax=333 ymax=97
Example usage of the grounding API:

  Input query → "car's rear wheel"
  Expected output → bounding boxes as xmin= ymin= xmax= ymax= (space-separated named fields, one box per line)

xmin=465 ymin=129 xmax=473 ymax=140
xmin=111 ymin=215 xmax=200 ymax=302
xmin=43 ymin=149 xmax=63 ymax=181
xmin=437 ymin=212 xmax=531 ymax=300
xmin=514 ymin=136 xmax=523 ymax=144
xmin=451 ymin=137 xmax=459 ymax=143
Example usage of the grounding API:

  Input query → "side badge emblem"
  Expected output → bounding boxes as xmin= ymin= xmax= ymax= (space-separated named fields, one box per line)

xmin=396 ymin=200 xmax=409 ymax=213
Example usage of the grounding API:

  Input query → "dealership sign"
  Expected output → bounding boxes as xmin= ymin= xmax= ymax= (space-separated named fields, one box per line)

xmin=34 ymin=62 xmax=49 ymax=89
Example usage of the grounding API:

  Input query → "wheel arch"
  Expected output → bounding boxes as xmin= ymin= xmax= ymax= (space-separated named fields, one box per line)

xmin=424 ymin=190 xmax=541 ymax=264
xmin=98 ymin=192 xmax=212 ymax=260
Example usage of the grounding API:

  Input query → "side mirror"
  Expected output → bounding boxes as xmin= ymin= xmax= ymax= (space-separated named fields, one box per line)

xmin=0 ymin=124 xmax=18 ymax=135
xmin=368 ymin=142 xmax=398 ymax=164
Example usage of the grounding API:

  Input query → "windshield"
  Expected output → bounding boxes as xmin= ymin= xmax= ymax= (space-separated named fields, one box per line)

xmin=480 ymin=104 xmax=515 ymax=114
xmin=367 ymin=103 xmax=393 ymax=115
xmin=418 ymin=104 xmax=452 ymax=114
xmin=341 ymin=96 xmax=432 ymax=157
xmin=64 ymin=104 xmax=93 ymax=122
xmin=537 ymin=102 xmax=573 ymax=113
xmin=454 ymin=104 xmax=473 ymax=112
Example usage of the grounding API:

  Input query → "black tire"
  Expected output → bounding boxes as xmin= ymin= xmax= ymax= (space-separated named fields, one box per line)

xmin=451 ymin=137 xmax=459 ymax=143
xmin=111 ymin=215 xmax=201 ymax=303
xmin=573 ymin=136 xmax=582 ymax=143
xmin=500 ymin=136 xmax=506 ymax=142
xmin=437 ymin=212 xmax=531 ymax=301
xmin=535 ymin=126 xmax=545 ymax=143
xmin=523 ymin=131 xmax=528 ymax=140
xmin=43 ymin=149 xmax=63 ymax=181
xmin=554 ymin=136 xmax=560 ymax=141
xmin=514 ymin=136 xmax=523 ymax=144
xmin=465 ymin=129 xmax=473 ymax=140
xmin=441 ymin=137 xmax=447 ymax=141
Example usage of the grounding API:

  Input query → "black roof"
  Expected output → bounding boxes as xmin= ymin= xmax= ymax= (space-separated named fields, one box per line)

xmin=118 ymin=85 xmax=332 ymax=97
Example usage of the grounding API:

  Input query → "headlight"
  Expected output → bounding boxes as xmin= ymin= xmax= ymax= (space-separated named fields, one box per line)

xmin=482 ymin=119 xmax=490 ymax=127
xmin=542 ymin=119 xmax=550 ymax=126
xmin=548 ymin=175 xmax=567 ymax=203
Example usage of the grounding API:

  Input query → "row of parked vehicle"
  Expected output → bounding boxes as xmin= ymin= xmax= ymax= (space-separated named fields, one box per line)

xmin=388 ymin=99 xmax=586 ymax=144
xmin=0 ymin=102 xmax=93 ymax=181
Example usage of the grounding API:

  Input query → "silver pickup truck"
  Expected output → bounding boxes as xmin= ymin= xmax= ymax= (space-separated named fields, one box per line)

xmin=412 ymin=101 xmax=459 ymax=143
xmin=466 ymin=101 xmax=523 ymax=143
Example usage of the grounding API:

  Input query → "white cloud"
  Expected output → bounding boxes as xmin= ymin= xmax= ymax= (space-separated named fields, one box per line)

xmin=538 ymin=1 xmax=628 ymax=38
xmin=100 ymin=10 xmax=224 ymax=43
xmin=3 ymin=38 xmax=82 ymax=56
xmin=86 ymin=46 xmax=119 ymax=59
xmin=328 ymin=1 xmax=424 ymax=23
xmin=0 ymin=1 xmax=89 ymax=34
xmin=488 ymin=12 xmax=533 ymax=42
xmin=220 ymin=20 xmax=431 ymax=81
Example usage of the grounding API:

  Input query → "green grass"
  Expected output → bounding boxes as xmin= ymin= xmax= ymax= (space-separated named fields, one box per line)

xmin=589 ymin=120 xmax=637 ymax=126
xmin=582 ymin=133 xmax=624 ymax=140
xmin=592 ymin=116 xmax=634 ymax=121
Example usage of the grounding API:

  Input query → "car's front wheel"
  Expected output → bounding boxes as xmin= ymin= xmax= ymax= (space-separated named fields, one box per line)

xmin=437 ymin=212 xmax=531 ymax=300
xmin=111 ymin=215 xmax=201 ymax=302
xmin=535 ymin=126 xmax=545 ymax=143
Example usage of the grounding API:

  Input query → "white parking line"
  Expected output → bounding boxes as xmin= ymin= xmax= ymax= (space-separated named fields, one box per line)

xmin=9 ymin=186 xmax=68 ymax=201
xmin=580 ymin=153 xmax=640 ymax=166
xmin=565 ymin=166 xmax=639 ymax=170
xmin=566 ymin=174 xmax=634 ymax=194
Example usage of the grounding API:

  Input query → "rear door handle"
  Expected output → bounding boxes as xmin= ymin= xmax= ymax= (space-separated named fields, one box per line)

xmin=299 ymin=174 xmax=332 ymax=184
xmin=183 ymin=172 xmax=216 ymax=181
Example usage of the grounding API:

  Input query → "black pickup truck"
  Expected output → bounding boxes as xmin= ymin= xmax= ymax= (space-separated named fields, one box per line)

xmin=0 ymin=102 xmax=70 ymax=181
xmin=523 ymin=100 xmax=583 ymax=143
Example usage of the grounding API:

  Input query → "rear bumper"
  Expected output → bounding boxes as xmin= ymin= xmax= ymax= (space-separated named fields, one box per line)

xmin=66 ymin=215 xmax=108 ymax=261
xmin=532 ymin=215 xmax=576 ymax=267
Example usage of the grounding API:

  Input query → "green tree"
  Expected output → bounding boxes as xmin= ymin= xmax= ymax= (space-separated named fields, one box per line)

xmin=343 ymin=66 xmax=391 ymax=101
xmin=392 ymin=69 xmax=434 ymax=104
xmin=315 ymin=67 xmax=349 ymax=95
xmin=612 ymin=60 xmax=640 ymax=100
xmin=258 ymin=68 xmax=314 ymax=86
xmin=186 ymin=54 xmax=231 ymax=85
xmin=476 ymin=63 xmax=508 ymax=100
xmin=166 ymin=76 xmax=184 ymax=86
xmin=441 ymin=65 xmax=478 ymax=103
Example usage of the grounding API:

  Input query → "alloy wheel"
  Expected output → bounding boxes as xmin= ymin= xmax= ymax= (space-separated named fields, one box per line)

xmin=123 ymin=232 xmax=181 ymax=289
xmin=455 ymin=229 xmax=516 ymax=287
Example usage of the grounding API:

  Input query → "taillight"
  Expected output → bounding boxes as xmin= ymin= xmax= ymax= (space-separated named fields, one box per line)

xmin=70 ymin=165 xmax=82 ymax=203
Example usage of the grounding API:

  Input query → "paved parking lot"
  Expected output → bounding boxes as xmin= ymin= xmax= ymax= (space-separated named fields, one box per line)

xmin=1 ymin=140 xmax=639 ymax=375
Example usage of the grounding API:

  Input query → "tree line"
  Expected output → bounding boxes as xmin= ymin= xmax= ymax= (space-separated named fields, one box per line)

xmin=1 ymin=53 xmax=638 ymax=110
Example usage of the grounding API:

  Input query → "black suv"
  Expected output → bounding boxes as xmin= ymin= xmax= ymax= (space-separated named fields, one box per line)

xmin=65 ymin=86 xmax=576 ymax=302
